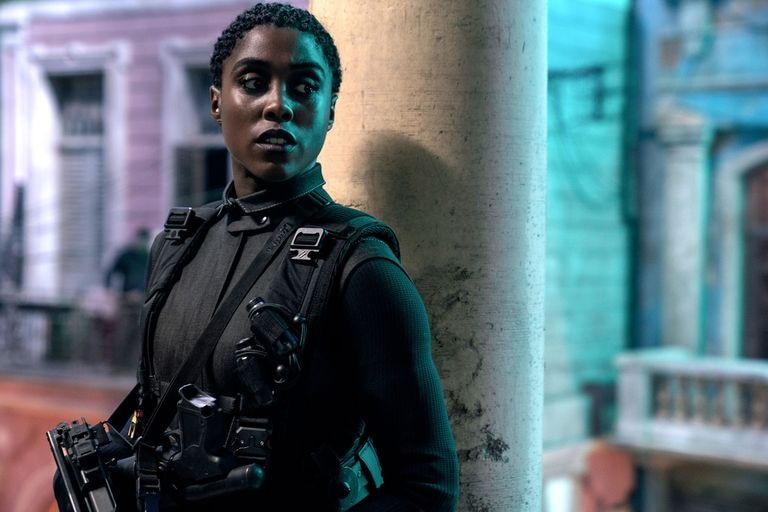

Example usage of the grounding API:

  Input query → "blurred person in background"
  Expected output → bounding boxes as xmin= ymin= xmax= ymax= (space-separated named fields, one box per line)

xmin=72 ymin=228 xmax=151 ymax=367
xmin=106 ymin=227 xmax=151 ymax=297
xmin=100 ymin=227 xmax=151 ymax=369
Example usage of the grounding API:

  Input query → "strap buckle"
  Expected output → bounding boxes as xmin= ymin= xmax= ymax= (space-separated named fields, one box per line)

xmin=164 ymin=207 xmax=195 ymax=241
xmin=290 ymin=227 xmax=325 ymax=261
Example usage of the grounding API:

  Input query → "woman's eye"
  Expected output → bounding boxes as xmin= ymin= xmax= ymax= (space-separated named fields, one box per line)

xmin=294 ymin=82 xmax=318 ymax=96
xmin=240 ymin=77 xmax=266 ymax=92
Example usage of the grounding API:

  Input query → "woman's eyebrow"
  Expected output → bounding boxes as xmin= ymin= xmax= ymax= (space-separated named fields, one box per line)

xmin=290 ymin=62 xmax=326 ymax=76
xmin=231 ymin=57 xmax=326 ymax=76
xmin=231 ymin=57 xmax=269 ymax=73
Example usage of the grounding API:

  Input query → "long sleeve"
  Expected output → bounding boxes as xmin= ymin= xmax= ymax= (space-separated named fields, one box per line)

xmin=339 ymin=241 xmax=459 ymax=512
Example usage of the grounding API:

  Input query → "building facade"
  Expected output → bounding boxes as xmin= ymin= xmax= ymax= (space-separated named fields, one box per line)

xmin=616 ymin=1 xmax=768 ymax=510
xmin=0 ymin=0 xmax=283 ymax=301
xmin=633 ymin=0 xmax=768 ymax=359
xmin=544 ymin=1 xmax=636 ymax=509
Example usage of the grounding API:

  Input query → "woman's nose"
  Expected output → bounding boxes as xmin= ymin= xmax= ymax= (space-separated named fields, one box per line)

xmin=263 ymin=85 xmax=293 ymax=122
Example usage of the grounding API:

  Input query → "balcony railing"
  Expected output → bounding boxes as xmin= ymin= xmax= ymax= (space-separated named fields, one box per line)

xmin=615 ymin=347 xmax=768 ymax=468
xmin=0 ymin=293 xmax=140 ymax=376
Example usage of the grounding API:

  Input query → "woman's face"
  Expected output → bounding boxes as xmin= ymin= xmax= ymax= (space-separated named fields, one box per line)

xmin=211 ymin=25 xmax=337 ymax=196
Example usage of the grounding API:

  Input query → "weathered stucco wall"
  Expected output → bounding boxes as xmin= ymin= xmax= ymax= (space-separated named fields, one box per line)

xmin=310 ymin=1 xmax=547 ymax=510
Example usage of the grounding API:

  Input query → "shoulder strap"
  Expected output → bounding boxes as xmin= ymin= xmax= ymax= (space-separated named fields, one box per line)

xmin=338 ymin=236 xmax=404 ymax=295
xmin=144 ymin=204 xmax=222 ymax=298
xmin=137 ymin=204 xmax=223 ymax=416
xmin=277 ymin=204 xmax=401 ymax=351
xmin=238 ymin=203 xmax=400 ymax=398
xmin=276 ymin=206 xmax=396 ymax=509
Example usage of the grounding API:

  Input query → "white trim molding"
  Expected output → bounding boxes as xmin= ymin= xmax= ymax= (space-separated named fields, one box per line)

xmin=159 ymin=37 xmax=225 ymax=210
xmin=654 ymin=99 xmax=712 ymax=353
xmin=18 ymin=40 xmax=129 ymax=298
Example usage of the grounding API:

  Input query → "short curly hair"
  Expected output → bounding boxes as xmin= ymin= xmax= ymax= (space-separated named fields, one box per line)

xmin=210 ymin=3 xmax=342 ymax=93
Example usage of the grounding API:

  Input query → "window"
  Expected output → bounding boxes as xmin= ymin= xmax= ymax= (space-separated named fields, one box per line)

xmin=49 ymin=73 xmax=106 ymax=297
xmin=742 ymin=163 xmax=768 ymax=358
xmin=175 ymin=146 xmax=229 ymax=206
xmin=173 ymin=67 xmax=228 ymax=206
xmin=187 ymin=67 xmax=220 ymax=135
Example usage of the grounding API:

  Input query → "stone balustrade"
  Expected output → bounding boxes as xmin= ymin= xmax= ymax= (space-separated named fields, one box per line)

xmin=0 ymin=293 xmax=139 ymax=373
xmin=615 ymin=347 xmax=768 ymax=468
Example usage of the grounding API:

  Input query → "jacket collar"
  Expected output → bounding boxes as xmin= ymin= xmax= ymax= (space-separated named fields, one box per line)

xmin=222 ymin=163 xmax=326 ymax=216
xmin=222 ymin=164 xmax=329 ymax=233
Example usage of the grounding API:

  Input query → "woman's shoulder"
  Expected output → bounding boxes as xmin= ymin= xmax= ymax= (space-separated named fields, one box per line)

xmin=313 ymin=202 xmax=385 ymax=226
xmin=309 ymin=202 xmax=401 ymax=258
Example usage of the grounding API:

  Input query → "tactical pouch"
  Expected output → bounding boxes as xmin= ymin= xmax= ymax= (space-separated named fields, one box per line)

xmin=312 ymin=432 xmax=384 ymax=512
xmin=338 ymin=435 xmax=385 ymax=511
xmin=162 ymin=384 xmax=268 ymax=502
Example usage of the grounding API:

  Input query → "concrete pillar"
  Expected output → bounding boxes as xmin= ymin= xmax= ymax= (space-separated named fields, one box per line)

xmin=310 ymin=1 xmax=547 ymax=510
xmin=656 ymin=103 xmax=710 ymax=353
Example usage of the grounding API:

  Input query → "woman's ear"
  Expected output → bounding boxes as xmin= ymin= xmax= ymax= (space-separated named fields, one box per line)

xmin=328 ymin=94 xmax=338 ymax=131
xmin=210 ymin=85 xmax=222 ymax=125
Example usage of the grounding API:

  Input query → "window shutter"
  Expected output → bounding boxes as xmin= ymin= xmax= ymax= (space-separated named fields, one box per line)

xmin=49 ymin=73 xmax=105 ymax=298
xmin=58 ymin=145 xmax=105 ymax=297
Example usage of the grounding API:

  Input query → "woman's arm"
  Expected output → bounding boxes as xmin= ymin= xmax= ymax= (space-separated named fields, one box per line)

xmin=340 ymin=240 xmax=459 ymax=512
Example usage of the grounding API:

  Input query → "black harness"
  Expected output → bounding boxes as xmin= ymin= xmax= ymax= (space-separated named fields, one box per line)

xmin=112 ymin=197 xmax=400 ymax=511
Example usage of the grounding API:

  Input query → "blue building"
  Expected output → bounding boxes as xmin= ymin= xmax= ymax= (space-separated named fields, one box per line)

xmin=615 ymin=1 xmax=768 ymax=510
xmin=547 ymin=1 xmax=768 ymax=510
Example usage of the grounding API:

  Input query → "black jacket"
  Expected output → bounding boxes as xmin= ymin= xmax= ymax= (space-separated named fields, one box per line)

xmin=144 ymin=165 xmax=459 ymax=511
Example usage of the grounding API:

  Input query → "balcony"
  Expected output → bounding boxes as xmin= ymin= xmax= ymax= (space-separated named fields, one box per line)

xmin=0 ymin=292 xmax=140 ymax=375
xmin=614 ymin=347 xmax=768 ymax=511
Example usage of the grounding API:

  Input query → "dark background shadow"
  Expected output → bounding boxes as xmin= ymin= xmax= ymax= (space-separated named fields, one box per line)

xmin=348 ymin=130 xmax=495 ymax=445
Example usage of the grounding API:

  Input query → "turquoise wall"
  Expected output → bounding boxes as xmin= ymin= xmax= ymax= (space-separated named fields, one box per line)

xmin=545 ymin=0 xmax=632 ymax=448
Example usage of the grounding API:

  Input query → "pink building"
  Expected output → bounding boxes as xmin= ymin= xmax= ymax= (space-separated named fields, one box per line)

xmin=0 ymin=0 xmax=305 ymax=301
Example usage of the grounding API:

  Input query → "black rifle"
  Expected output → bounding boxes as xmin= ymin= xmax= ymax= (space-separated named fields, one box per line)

xmin=47 ymin=418 xmax=132 ymax=512
xmin=48 ymin=385 xmax=268 ymax=511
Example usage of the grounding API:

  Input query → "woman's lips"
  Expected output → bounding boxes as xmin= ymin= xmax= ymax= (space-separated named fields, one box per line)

xmin=255 ymin=129 xmax=297 ymax=151
xmin=256 ymin=140 xmax=294 ymax=152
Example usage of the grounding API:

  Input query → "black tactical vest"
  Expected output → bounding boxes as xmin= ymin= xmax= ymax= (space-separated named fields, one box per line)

xmin=127 ymin=198 xmax=401 ymax=511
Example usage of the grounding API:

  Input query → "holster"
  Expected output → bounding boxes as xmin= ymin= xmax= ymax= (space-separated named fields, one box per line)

xmin=311 ymin=431 xmax=385 ymax=512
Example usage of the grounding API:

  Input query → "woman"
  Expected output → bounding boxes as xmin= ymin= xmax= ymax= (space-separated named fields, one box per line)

xmin=59 ymin=3 xmax=458 ymax=511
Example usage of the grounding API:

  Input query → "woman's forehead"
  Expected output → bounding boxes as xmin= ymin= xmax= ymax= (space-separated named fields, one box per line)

xmin=225 ymin=25 xmax=327 ymax=71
